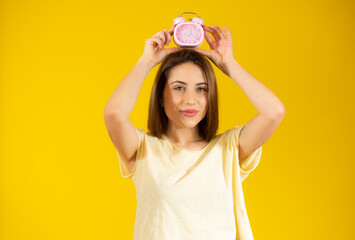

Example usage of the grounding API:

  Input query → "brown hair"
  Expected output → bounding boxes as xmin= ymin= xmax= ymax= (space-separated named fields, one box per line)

xmin=148 ymin=48 xmax=218 ymax=142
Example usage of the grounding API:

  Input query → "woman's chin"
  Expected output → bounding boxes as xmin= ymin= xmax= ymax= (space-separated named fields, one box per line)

xmin=178 ymin=119 xmax=201 ymax=129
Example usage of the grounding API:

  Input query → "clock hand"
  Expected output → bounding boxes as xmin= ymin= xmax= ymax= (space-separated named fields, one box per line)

xmin=190 ymin=32 xmax=199 ymax=40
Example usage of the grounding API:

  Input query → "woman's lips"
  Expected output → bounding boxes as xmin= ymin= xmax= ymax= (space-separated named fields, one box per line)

xmin=180 ymin=109 xmax=198 ymax=117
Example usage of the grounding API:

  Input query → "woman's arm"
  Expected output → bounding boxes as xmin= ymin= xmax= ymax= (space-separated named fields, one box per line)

xmin=104 ymin=58 xmax=154 ymax=118
xmin=104 ymin=24 xmax=178 ymax=118
xmin=195 ymin=24 xmax=285 ymax=163
xmin=221 ymin=43 xmax=284 ymax=164
xmin=224 ymin=60 xmax=285 ymax=118
xmin=224 ymin=59 xmax=285 ymax=162
xmin=195 ymin=24 xmax=284 ymax=116
xmin=104 ymin=26 xmax=178 ymax=169
xmin=103 ymin=58 xmax=154 ymax=171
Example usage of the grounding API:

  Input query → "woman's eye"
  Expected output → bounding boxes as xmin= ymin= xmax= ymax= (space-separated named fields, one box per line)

xmin=174 ymin=86 xmax=184 ymax=91
xmin=198 ymin=87 xmax=207 ymax=92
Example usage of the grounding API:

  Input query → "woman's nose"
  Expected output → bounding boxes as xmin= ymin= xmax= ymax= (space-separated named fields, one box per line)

xmin=184 ymin=91 xmax=197 ymax=105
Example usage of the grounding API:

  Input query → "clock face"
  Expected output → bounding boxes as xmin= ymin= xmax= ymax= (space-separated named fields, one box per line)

xmin=175 ymin=24 xmax=203 ymax=45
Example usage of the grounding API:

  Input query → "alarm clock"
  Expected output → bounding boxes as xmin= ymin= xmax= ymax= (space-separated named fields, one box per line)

xmin=173 ymin=12 xmax=204 ymax=49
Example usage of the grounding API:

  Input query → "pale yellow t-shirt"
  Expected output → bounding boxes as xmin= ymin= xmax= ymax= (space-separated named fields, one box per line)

xmin=116 ymin=125 xmax=262 ymax=240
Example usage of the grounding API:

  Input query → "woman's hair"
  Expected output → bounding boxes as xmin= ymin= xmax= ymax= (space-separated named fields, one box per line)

xmin=148 ymin=48 xmax=219 ymax=142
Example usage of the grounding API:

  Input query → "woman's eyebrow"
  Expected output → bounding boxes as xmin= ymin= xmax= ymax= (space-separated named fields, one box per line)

xmin=170 ymin=80 xmax=186 ymax=85
xmin=170 ymin=80 xmax=208 ymax=86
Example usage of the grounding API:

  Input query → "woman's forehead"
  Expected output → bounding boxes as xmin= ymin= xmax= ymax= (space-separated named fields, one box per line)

xmin=167 ymin=63 xmax=207 ymax=83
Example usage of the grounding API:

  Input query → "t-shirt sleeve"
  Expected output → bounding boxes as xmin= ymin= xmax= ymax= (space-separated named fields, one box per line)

xmin=116 ymin=128 xmax=145 ymax=178
xmin=227 ymin=124 xmax=262 ymax=181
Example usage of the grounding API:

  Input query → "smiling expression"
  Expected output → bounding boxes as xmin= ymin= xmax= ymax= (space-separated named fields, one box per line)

xmin=162 ymin=62 xmax=208 ymax=130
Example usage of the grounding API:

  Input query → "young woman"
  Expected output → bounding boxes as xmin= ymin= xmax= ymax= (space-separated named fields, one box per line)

xmin=104 ymin=24 xmax=285 ymax=240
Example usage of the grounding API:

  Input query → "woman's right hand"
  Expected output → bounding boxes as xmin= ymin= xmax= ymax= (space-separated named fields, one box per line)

xmin=140 ymin=25 xmax=179 ymax=68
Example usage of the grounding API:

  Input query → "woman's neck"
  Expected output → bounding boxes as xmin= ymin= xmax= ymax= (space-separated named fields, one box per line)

xmin=164 ymin=125 xmax=203 ymax=145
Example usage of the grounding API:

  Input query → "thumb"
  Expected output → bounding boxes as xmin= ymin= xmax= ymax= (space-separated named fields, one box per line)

xmin=165 ymin=47 xmax=179 ymax=54
xmin=194 ymin=48 xmax=211 ymax=58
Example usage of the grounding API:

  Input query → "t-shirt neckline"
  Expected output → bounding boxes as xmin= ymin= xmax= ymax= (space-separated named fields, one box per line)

xmin=162 ymin=134 xmax=212 ymax=152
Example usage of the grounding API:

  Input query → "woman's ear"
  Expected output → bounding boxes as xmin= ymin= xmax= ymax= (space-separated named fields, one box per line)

xmin=160 ymin=99 xmax=164 ymax=108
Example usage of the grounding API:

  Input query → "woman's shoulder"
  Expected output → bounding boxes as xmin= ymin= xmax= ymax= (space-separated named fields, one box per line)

xmin=215 ymin=125 xmax=242 ymax=136
xmin=213 ymin=125 xmax=245 ymax=144
xmin=135 ymin=128 xmax=166 ymax=145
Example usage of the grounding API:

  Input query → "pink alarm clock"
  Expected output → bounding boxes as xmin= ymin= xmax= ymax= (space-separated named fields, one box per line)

xmin=173 ymin=12 xmax=204 ymax=49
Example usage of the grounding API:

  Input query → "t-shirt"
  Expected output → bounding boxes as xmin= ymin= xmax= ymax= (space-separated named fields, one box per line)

xmin=116 ymin=125 xmax=262 ymax=240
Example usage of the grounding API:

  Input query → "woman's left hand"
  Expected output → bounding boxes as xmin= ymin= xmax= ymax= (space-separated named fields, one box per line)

xmin=194 ymin=24 xmax=235 ymax=77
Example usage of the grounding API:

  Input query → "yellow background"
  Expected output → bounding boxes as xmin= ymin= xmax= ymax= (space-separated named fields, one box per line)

xmin=1 ymin=0 xmax=354 ymax=239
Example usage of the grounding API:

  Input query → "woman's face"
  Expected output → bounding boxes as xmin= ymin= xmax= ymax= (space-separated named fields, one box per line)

xmin=162 ymin=62 xmax=208 ymax=130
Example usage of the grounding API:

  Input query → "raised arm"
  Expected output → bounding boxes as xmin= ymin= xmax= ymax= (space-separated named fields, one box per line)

xmin=195 ymin=24 xmax=285 ymax=163
xmin=104 ymin=25 xmax=178 ymax=171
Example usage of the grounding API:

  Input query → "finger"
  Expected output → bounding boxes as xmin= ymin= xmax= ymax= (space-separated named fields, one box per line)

xmin=203 ymin=28 xmax=215 ymax=45
xmin=224 ymin=25 xmax=232 ymax=39
xmin=194 ymin=48 xmax=211 ymax=59
xmin=210 ymin=24 xmax=226 ymax=39
xmin=202 ymin=27 xmax=217 ymax=49
xmin=150 ymin=37 xmax=164 ymax=48
xmin=165 ymin=47 xmax=179 ymax=54
xmin=162 ymin=29 xmax=171 ymax=46
xmin=168 ymin=25 xmax=176 ymax=46
xmin=152 ymin=31 xmax=166 ymax=44
xmin=204 ymin=25 xmax=220 ymax=41
xmin=194 ymin=48 xmax=215 ymax=64
xmin=168 ymin=24 xmax=175 ymax=35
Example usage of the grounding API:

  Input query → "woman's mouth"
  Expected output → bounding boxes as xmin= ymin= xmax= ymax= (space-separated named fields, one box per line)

xmin=180 ymin=109 xmax=198 ymax=117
